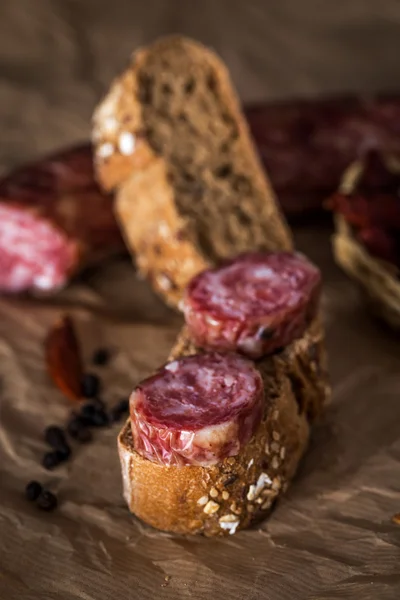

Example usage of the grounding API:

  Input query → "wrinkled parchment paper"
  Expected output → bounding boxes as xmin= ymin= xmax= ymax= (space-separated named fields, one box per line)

xmin=1 ymin=226 xmax=400 ymax=600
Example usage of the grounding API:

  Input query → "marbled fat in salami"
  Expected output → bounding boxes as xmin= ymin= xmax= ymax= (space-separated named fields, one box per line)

xmin=130 ymin=353 xmax=264 ymax=467
xmin=0 ymin=144 xmax=124 ymax=293
xmin=183 ymin=252 xmax=321 ymax=359
xmin=0 ymin=207 xmax=78 ymax=292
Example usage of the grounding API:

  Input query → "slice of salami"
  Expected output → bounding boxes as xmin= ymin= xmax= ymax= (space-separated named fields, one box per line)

xmin=130 ymin=352 xmax=263 ymax=467
xmin=183 ymin=252 xmax=321 ymax=359
xmin=0 ymin=144 xmax=124 ymax=294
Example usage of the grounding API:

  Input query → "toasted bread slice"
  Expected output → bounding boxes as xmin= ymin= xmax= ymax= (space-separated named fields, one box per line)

xmin=118 ymin=320 xmax=329 ymax=536
xmin=93 ymin=36 xmax=292 ymax=307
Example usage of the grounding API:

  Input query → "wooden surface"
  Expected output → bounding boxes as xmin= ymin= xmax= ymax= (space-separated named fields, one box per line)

xmin=1 ymin=0 xmax=400 ymax=171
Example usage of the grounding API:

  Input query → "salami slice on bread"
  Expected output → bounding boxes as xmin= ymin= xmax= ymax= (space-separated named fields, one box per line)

xmin=129 ymin=352 xmax=264 ymax=467
xmin=118 ymin=319 xmax=328 ymax=536
xmin=93 ymin=36 xmax=292 ymax=307
xmin=183 ymin=251 xmax=321 ymax=358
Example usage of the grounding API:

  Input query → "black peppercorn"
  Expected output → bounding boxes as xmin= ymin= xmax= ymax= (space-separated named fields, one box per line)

xmin=44 ymin=425 xmax=66 ymax=448
xmin=25 ymin=480 xmax=42 ymax=501
xmin=81 ymin=373 xmax=101 ymax=398
xmin=79 ymin=402 xmax=109 ymax=427
xmin=92 ymin=397 xmax=106 ymax=410
xmin=90 ymin=408 xmax=110 ymax=427
xmin=57 ymin=445 xmax=71 ymax=460
xmin=92 ymin=348 xmax=110 ymax=366
xmin=37 ymin=490 xmax=58 ymax=511
xmin=67 ymin=416 xmax=91 ymax=442
xmin=44 ymin=425 xmax=70 ymax=457
xmin=42 ymin=450 xmax=66 ymax=470
xmin=80 ymin=402 xmax=97 ymax=420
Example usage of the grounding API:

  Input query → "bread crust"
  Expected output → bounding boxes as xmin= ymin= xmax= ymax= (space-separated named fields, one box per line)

xmin=118 ymin=319 xmax=329 ymax=536
xmin=115 ymin=158 xmax=210 ymax=307
xmin=93 ymin=36 xmax=292 ymax=307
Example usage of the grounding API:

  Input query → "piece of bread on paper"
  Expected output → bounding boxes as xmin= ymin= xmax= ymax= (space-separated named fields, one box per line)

xmin=118 ymin=319 xmax=329 ymax=536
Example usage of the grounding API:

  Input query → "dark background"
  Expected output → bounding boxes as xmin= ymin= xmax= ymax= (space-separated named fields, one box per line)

xmin=1 ymin=0 xmax=400 ymax=171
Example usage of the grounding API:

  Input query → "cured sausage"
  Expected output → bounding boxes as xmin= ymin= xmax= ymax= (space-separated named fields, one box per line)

xmin=245 ymin=95 xmax=400 ymax=216
xmin=6 ymin=93 xmax=398 ymax=294
xmin=328 ymin=195 xmax=400 ymax=230
xmin=183 ymin=252 xmax=321 ymax=359
xmin=130 ymin=352 xmax=264 ymax=467
xmin=0 ymin=144 xmax=124 ymax=293
xmin=328 ymin=150 xmax=400 ymax=268
xmin=357 ymin=227 xmax=399 ymax=267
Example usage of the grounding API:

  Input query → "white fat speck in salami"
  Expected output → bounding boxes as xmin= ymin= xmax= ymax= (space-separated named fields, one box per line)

xmin=129 ymin=353 xmax=264 ymax=467
xmin=183 ymin=252 xmax=321 ymax=358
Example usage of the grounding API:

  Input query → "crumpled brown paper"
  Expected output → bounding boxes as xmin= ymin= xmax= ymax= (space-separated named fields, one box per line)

xmin=1 ymin=226 xmax=400 ymax=600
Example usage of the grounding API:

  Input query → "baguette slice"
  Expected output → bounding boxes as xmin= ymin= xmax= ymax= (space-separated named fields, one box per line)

xmin=118 ymin=319 xmax=329 ymax=536
xmin=93 ymin=36 xmax=292 ymax=307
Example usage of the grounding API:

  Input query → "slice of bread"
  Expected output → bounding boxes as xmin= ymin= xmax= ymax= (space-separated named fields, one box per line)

xmin=118 ymin=319 xmax=329 ymax=536
xmin=93 ymin=36 xmax=292 ymax=307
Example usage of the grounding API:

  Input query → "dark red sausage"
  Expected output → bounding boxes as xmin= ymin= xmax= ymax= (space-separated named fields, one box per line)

xmin=328 ymin=194 xmax=400 ymax=230
xmin=0 ymin=144 xmax=124 ymax=293
xmin=130 ymin=353 xmax=264 ymax=467
xmin=328 ymin=149 xmax=400 ymax=229
xmin=357 ymin=227 xmax=399 ymax=266
xmin=245 ymin=95 xmax=400 ymax=216
xmin=183 ymin=252 xmax=321 ymax=359
xmin=327 ymin=150 xmax=400 ymax=269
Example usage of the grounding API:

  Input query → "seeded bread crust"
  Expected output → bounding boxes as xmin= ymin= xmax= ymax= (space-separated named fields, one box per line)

xmin=117 ymin=320 xmax=329 ymax=536
xmin=333 ymin=215 xmax=400 ymax=328
xmin=93 ymin=36 xmax=292 ymax=307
